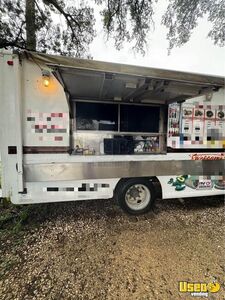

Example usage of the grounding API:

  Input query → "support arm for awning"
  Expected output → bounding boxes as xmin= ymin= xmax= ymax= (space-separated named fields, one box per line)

xmin=25 ymin=51 xmax=224 ymax=105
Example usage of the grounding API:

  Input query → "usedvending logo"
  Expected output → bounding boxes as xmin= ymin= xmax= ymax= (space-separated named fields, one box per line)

xmin=191 ymin=153 xmax=225 ymax=160
xmin=178 ymin=281 xmax=220 ymax=297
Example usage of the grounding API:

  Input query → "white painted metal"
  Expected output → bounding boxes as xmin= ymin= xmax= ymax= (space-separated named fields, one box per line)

xmin=14 ymin=55 xmax=24 ymax=192
xmin=157 ymin=176 xmax=224 ymax=199
xmin=22 ymin=59 xmax=70 ymax=147
xmin=18 ymin=179 xmax=119 ymax=204
xmin=0 ymin=49 xmax=224 ymax=207
xmin=0 ymin=50 xmax=20 ymax=200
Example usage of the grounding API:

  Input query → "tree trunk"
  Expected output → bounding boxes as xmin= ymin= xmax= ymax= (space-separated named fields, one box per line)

xmin=25 ymin=0 xmax=36 ymax=50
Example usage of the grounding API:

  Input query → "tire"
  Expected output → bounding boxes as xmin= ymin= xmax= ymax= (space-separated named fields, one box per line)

xmin=116 ymin=178 xmax=156 ymax=215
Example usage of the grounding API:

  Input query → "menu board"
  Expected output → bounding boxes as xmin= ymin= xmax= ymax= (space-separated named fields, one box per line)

xmin=182 ymin=106 xmax=193 ymax=135
xmin=168 ymin=103 xmax=180 ymax=137
xmin=215 ymin=108 xmax=225 ymax=130
xmin=167 ymin=102 xmax=225 ymax=148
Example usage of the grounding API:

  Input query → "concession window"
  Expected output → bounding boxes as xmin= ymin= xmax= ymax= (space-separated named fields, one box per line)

xmin=26 ymin=52 xmax=224 ymax=154
xmin=76 ymin=102 xmax=118 ymax=131
xmin=120 ymin=104 xmax=160 ymax=133
xmin=73 ymin=100 xmax=163 ymax=154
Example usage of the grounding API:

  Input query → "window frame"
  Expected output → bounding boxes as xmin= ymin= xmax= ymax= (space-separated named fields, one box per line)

xmin=75 ymin=100 xmax=119 ymax=132
xmin=74 ymin=100 xmax=164 ymax=135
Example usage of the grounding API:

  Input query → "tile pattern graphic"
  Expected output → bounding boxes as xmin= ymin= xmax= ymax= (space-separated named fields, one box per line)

xmin=27 ymin=110 xmax=69 ymax=142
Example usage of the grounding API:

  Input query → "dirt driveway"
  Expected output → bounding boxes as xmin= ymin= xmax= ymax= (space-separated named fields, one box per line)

xmin=0 ymin=196 xmax=224 ymax=300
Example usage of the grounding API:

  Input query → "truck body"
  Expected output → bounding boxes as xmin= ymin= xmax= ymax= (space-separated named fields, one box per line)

xmin=0 ymin=50 xmax=224 ymax=214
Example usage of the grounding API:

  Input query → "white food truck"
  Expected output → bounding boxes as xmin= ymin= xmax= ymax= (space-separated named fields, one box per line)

xmin=0 ymin=50 xmax=224 ymax=214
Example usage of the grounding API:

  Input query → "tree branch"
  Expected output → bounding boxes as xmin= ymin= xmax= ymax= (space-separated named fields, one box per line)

xmin=0 ymin=40 xmax=27 ymax=49
xmin=43 ymin=0 xmax=81 ymax=45
xmin=0 ymin=20 xmax=26 ymax=50
xmin=34 ymin=0 xmax=46 ymax=20
xmin=44 ymin=0 xmax=81 ymax=29
xmin=15 ymin=21 xmax=25 ymax=44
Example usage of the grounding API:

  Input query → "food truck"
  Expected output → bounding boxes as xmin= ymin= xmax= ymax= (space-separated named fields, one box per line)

xmin=0 ymin=49 xmax=224 ymax=214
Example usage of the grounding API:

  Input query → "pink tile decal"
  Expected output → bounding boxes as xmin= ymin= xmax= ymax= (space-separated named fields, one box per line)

xmin=27 ymin=110 xmax=69 ymax=142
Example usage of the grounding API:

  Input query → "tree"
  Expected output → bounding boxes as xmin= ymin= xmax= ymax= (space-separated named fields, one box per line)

xmin=162 ymin=0 xmax=225 ymax=52
xmin=0 ymin=0 xmax=95 ymax=57
xmin=0 ymin=0 xmax=224 ymax=57
xmin=26 ymin=0 xmax=36 ymax=50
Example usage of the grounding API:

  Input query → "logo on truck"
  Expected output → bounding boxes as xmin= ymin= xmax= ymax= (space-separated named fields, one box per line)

xmin=191 ymin=153 xmax=225 ymax=160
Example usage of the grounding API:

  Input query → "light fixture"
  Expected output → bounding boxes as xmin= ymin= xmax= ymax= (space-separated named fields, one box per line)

xmin=125 ymin=82 xmax=137 ymax=89
xmin=42 ymin=69 xmax=51 ymax=87
xmin=114 ymin=96 xmax=122 ymax=101
xmin=205 ymin=92 xmax=213 ymax=101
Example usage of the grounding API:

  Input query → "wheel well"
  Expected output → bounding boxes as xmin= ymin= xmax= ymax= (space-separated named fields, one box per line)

xmin=114 ymin=177 xmax=162 ymax=199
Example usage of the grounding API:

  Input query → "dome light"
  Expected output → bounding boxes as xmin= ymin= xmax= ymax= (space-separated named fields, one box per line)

xmin=42 ymin=70 xmax=51 ymax=87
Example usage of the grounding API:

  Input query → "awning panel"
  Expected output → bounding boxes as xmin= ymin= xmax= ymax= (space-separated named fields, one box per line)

xmin=26 ymin=51 xmax=224 ymax=104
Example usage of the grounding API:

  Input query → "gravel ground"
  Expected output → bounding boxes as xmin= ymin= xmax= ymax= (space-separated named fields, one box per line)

xmin=0 ymin=195 xmax=224 ymax=300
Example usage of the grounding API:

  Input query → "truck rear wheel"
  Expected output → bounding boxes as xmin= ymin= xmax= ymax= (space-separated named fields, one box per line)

xmin=116 ymin=178 xmax=155 ymax=215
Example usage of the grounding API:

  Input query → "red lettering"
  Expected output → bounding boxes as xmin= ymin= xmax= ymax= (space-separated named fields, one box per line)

xmin=191 ymin=153 xmax=225 ymax=161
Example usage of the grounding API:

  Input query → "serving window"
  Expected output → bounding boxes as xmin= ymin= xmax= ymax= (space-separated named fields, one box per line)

xmin=76 ymin=102 xmax=118 ymax=131
xmin=120 ymin=105 xmax=160 ymax=133
xmin=73 ymin=101 xmax=165 ymax=155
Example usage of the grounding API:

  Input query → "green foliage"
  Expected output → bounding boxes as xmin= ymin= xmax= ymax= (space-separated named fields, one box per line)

xmin=0 ymin=201 xmax=32 ymax=232
xmin=1 ymin=197 xmax=11 ymax=209
xmin=0 ymin=0 xmax=224 ymax=56
xmin=0 ymin=162 xmax=1 ymax=189
xmin=0 ymin=201 xmax=52 ymax=233
xmin=100 ymin=0 xmax=156 ymax=54
xmin=0 ymin=0 xmax=95 ymax=57
xmin=162 ymin=0 xmax=225 ymax=52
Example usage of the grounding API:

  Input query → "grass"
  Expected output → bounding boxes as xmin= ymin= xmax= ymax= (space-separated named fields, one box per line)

xmin=0 ymin=161 xmax=32 ymax=233
xmin=0 ymin=200 xmax=53 ymax=235
xmin=0 ymin=203 xmax=31 ymax=232
xmin=0 ymin=161 xmax=2 ymax=189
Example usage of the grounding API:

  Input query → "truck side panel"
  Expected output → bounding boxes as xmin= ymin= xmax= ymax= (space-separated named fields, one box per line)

xmin=157 ymin=175 xmax=224 ymax=199
xmin=0 ymin=51 xmax=20 ymax=200
xmin=22 ymin=59 xmax=70 ymax=147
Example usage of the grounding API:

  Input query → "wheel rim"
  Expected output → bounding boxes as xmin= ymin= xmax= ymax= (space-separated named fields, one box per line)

xmin=125 ymin=184 xmax=151 ymax=211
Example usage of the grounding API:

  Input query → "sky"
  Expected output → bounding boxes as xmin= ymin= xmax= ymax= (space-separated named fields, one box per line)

xmin=89 ymin=0 xmax=225 ymax=77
